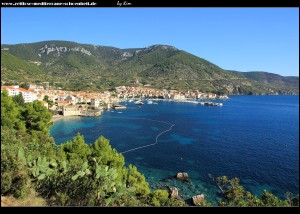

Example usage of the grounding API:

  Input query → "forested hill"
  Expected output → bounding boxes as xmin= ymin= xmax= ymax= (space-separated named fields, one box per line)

xmin=227 ymin=70 xmax=299 ymax=95
xmin=1 ymin=41 xmax=298 ymax=94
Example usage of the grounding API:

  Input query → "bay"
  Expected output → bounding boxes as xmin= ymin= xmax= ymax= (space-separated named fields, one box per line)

xmin=50 ymin=95 xmax=299 ymax=204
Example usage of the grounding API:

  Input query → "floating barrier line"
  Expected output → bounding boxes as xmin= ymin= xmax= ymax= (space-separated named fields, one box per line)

xmin=110 ymin=116 xmax=174 ymax=125
xmin=107 ymin=116 xmax=175 ymax=154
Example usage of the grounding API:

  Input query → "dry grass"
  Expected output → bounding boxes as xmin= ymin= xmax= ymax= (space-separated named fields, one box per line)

xmin=1 ymin=189 xmax=47 ymax=207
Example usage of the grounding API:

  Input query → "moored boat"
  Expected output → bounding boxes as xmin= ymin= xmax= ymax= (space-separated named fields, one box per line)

xmin=112 ymin=104 xmax=127 ymax=109
xmin=135 ymin=100 xmax=144 ymax=105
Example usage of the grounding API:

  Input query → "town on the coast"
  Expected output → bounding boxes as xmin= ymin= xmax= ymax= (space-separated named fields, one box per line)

xmin=1 ymin=83 xmax=228 ymax=118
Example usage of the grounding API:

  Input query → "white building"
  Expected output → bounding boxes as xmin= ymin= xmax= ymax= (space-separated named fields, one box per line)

xmin=1 ymin=86 xmax=38 ymax=103
xmin=91 ymin=98 xmax=100 ymax=107
xmin=17 ymin=88 xmax=38 ymax=103
xmin=1 ymin=85 xmax=20 ymax=96
xmin=173 ymin=94 xmax=186 ymax=100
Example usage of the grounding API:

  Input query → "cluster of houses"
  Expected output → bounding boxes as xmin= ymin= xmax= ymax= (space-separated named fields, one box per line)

xmin=115 ymin=86 xmax=228 ymax=100
xmin=1 ymin=84 xmax=228 ymax=116
xmin=1 ymin=84 xmax=118 ymax=105
xmin=1 ymin=84 xmax=118 ymax=116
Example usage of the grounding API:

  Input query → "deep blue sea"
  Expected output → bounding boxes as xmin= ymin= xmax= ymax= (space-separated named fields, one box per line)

xmin=50 ymin=96 xmax=299 ymax=204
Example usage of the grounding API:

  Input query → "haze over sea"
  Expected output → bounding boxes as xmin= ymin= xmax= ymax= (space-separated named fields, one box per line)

xmin=50 ymin=96 xmax=299 ymax=204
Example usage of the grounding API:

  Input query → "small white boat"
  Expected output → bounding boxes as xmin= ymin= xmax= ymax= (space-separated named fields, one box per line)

xmin=135 ymin=100 xmax=144 ymax=105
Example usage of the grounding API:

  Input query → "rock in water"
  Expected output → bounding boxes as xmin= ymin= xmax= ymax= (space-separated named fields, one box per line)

xmin=169 ymin=187 xmax=179 ymax=199
xmin=175 ymin=172 xmax=190 ymax=182
xmin=192 ymin=194 xmax=205 ymax=206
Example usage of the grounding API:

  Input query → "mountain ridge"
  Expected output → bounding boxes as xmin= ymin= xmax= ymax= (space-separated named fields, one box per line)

xmin=1 ymin=40 xmax=298 ymax=95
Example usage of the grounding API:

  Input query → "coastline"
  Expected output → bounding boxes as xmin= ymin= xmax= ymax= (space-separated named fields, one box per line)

xmin=51 ymin=115 xmax=64 ymax=123
xmin=51 ymin=115 xmax=85 ymax=123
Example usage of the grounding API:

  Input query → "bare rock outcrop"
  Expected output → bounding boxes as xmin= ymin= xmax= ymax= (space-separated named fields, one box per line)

xmin=192 ymin=194 xmax=205 ymax=205
xmin=169 ymin=187 xmax=179 ymax=199
xmin=174 ymin=172 xmax=190 ymax=182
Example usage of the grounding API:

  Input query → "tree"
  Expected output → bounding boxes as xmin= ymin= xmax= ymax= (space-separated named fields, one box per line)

xmin=126 ymin=164 xmax=150 ymax=196
xmin=150 ymin=190 xmax=170 ymax=206
xmin=91 ymin=136 xmax=125 ymax=170
xmin=1 ymin=89 xmax=25 ymax=131
xmin=59 ymin=133 xmax=91 ymax=167
xmin=43 ymin=95 xmax=54 ymax=108
xmin=90 ymin=136 xmax=126 ymax=182
xmin=20 ymin=83 xmax=30 ymax=90
xmin=12 ymin=92 xmax=25 ymax=107
xmin=22 ymin=100 xmax=53 ymax=135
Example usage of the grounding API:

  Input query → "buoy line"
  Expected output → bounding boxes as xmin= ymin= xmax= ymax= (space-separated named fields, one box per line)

xmin=107 ymin=116 xmax=175 ymax=154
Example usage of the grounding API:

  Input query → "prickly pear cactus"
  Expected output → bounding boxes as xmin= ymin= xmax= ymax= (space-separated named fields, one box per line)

xmin=28 ymin=156 xmax=58 ymax=180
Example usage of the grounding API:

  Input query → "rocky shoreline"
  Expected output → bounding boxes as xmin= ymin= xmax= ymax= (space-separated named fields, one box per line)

xmin=149 ymin=172 xmax=207 ymax=206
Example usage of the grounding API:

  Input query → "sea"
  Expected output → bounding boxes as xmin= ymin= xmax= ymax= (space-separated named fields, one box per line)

xmin=50 ymin=95 xmax=299 ymax=204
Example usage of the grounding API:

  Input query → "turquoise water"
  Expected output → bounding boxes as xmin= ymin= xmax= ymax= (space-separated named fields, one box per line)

xmin=50 ymin=96 xmax=299 ymax=204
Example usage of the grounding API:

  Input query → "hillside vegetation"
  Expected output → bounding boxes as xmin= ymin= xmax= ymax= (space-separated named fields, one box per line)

xmin=1 ymin=52 xmax=47 ymax=82
xmin=228 ymin=70 xmax=299 ymax=95
xmin=1 ymin=41 xmax=298 ymax=94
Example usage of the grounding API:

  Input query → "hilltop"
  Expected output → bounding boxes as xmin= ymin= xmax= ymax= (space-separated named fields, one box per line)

xmin=1 ymin=41 xmax=298 ymax=94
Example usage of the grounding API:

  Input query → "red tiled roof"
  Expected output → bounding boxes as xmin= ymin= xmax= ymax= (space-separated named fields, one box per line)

xmin=1 ymin=86 xmax=15 ymax=90
xmin=18 ymin=88 xmax=30 ymax=93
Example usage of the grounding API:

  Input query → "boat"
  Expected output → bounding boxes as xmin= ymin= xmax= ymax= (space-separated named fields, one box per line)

xmin=199 ymin=102 xmax=223 ymax=106
xmin=112 ymin=104 xmax=126 ymax=110
xmin=135 ymin=100 xmax=144 ymax=105
xmin=147 ymin=100 xmax=153 ymax=104
xmin=204 ymin=102 xmax=214 ymax=106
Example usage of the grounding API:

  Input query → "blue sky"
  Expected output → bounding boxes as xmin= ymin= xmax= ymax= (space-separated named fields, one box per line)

xmin=1 ymin=8 xmax=299 ymax=76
